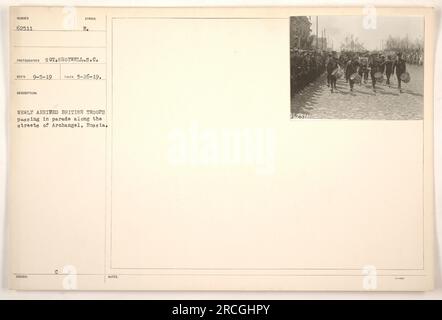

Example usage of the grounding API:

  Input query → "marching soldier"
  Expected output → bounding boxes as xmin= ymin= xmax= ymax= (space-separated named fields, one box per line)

xmin=379 ymin=55 xmax=386 ymax=73
xmin=369 ymin=54 xmax=381 ymax=92
xmin=327 ymin=54 xmax=339 ymax=93
xmin=378 ymin=55 xmax=386 ymax=85
xmin=393 ymin=52 xmax=407 ymax=93
xmin=384 ymin=55 xmax=394 ymax=87
xmin=326 ymin=53 xmax=332 ymax=87
xmin=358 ymin=56 xmax=369 ymax=84
xmin=346 ymin=57 xmax=359 ymax=91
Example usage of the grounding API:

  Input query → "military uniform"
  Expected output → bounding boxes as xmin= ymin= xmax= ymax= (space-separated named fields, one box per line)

xmin=384 ymin=56 xmax=394 ymax=86
xmin=369 ymin=57 xmax=381 ymax=92
xmin=346 ymin=59 xmax=359 ymax=91
xmin=358 ymin=58 xmax=369 ymax=83
xmin=327 ymin=57 xmax=338 ymax=93
xmin=394 ymin=54 xmax=407 ymax=92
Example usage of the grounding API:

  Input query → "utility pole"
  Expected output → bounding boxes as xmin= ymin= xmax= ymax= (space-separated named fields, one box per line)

xmin=316 ymin=16 xmax=318 ymax=50
xmin=324 ymin=28 xmax=327 ymax=50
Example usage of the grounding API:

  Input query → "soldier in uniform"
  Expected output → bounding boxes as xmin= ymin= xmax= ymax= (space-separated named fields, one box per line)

xmin=294 ymin=50 xmax=304 ymax=92
xmin=379 ymin=55 xmax=386 ymax=73
xmin=393 ymin=52 xmax=407 ymax=93
xmin=384 ymin=55 xmax=394 ymax=87
xmin=326 ymin=54 xmax=338 ymax=93
xmin=290 ymin=48 xmax=296 ymax=94
xmin=358 ymin=56 xmax=369 ymax=84
xmin=368 ymin=54 xmax=381 ymax=92
xmin=346 ymin=57 xmax=359 ymax=92
xmin=343 ymin=53 xmax=350 ymax=83
xmin=378 ymin=55 xmax=386 ymax=85
xmin=326 ymin=53 xmax=332 ymax=87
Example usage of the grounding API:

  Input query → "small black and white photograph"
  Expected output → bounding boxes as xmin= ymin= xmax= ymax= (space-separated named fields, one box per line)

xmin=290 ymin=16 xmax=424 ymax=120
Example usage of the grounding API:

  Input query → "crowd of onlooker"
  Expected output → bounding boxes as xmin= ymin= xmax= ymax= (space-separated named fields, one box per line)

xmin=290 ymin=49 xmax=329 ymax=94
xmin=401 ymin=50 xmax=424 ymax=65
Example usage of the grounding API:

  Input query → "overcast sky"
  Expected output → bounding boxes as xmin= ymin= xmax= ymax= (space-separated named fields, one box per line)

xmin=310 ymin=15 xmax=424 ymax=51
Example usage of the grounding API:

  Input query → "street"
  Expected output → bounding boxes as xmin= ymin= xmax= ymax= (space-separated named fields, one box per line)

xmin=291 ymin=64 xmax=423 ymax=120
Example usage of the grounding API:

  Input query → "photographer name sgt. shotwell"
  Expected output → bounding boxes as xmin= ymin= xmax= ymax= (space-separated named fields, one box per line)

xmin=172 ymin=304 xmax=271 ymax=317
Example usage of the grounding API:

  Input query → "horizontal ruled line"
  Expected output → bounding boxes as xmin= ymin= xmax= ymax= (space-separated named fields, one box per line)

xmin=15 ymin=79 xmax=106 ymax=81
xmin=112 ymin=17 xmax=287 ymax=20
xmin=13 ymin=45 xmax=106 ymax=48
xmin=14 ymin=62 xmax=106 ymax=65
xmin=13 ymin=29 xmax=105 ymax=32
xmin=13 ymin=273 xmax=427 ymax=277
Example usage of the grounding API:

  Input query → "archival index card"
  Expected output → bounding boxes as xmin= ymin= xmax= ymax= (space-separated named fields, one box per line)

xmin=8 ymin=6 xmax=435 ymax=291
